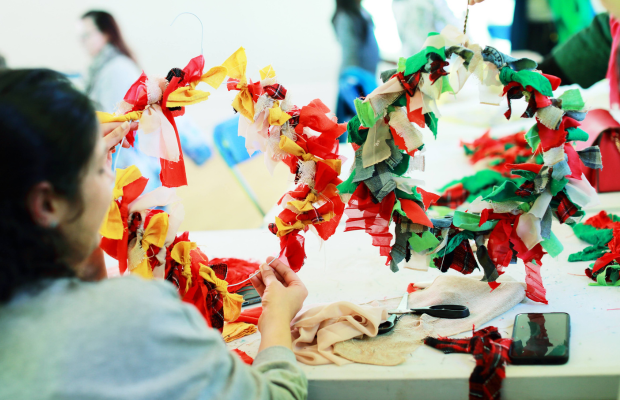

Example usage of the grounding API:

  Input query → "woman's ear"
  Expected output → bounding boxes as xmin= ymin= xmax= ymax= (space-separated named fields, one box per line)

xmin=26 ymin=182 xmax=68 ymax=228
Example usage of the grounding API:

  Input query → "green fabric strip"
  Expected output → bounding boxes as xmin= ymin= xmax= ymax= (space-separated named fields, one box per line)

xmin=409 ymin=231 xmax=441 ymax=252
xmin=355 ymin=98 xmax=382 ymax=129
xmin=572 ymin=223 xmax=614 ymax=247
xmin=404 ymin=45 xmax=446 ymax=76
xmin=425 ymin=112 xmax=438 ymax=139
xmin=550 ymin=177 xmax=568 ymax=196
xmin=568 ymin=244 xmax=608 ymax=262
xmin=391 ymin=153 xmax=410 ymax=176
xmin=558 ymin=88 xmax=585 ymax=111
xmin=453 ymin=211 xmax=498 ymax=232
xmin=525 ymin=124 xmax=540 ymax=151
xmin=541 ymin=231 xmax=564 ymax=257
xmin=499 ymin=68 xmax=553 ymax=96
xmin=337 ymin=169 xmax=359 ymax=194
xmin=395 ymin=188 xmax=423 ymax=202
xmin=437 ymin=230 xmax=475 ymax=257
xmin=566 ymin=127 xmax=589 ymax=142
xmin=347 ymin=116 xmax=369 ymax=145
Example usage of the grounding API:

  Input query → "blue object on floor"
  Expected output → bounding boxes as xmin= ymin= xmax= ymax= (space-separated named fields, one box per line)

xmin=336 ymin=66 xmax=378 ymax=142
xmin=488 ymin=25 xmax=511 ymax=41
xmin=213 ymin=115 xmax=266 ymax=217
xmin=176 ymin=115 xmax=212 ymax=166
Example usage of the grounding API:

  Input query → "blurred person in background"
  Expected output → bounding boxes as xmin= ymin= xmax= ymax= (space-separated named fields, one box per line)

xmin=0 ymin=54 xmax=7 ymax=70
xmin=332 ymin=0 xmax=380 ymax=75
xmin=79 ymin=11 xmax=211 ymax=182
xmin=392 ymin=0 xmax=459 ymax=57
xmin=511 ymin=0 xmax=594 ymax=55
xmin=80 ymin=10 xmax=140 ymax=113
xmin=0 ymin=69 xmax=308 ymax=400
xmin=332 ymin=0 xmax=380 ymax=136
xmin=79 ymin=10 xmax=163 ymax=193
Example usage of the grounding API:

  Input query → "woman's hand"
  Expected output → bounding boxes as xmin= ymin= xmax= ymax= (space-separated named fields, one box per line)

xmin=468 ymin=0 xmax=485 ymax=4
xmin=251 ymin=257 xmax=308 ymax=351
xmin=101 ymin=121 xmax=139 ymax=167
xmin=102 ymin=121 xmax=139 ymax=150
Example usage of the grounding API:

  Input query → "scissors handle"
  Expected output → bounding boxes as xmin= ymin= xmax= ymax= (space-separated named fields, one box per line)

xmin=377 ymin=314 xmax=399 ymax=335
xmin=410 ymin=305 xmax=469 ymax=319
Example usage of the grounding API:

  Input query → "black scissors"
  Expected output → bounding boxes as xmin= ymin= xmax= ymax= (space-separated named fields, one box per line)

xmin=378 ymin=293 xmax=470 ymax=335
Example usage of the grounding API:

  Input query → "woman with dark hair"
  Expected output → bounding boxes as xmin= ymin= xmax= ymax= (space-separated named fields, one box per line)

xmin=0 ymin=70 xmax=308 ymax=399
xmin=332 ymin=0 xmax=379 ymax=75
xmin=80 ymin=10 xmax=141 ymax=113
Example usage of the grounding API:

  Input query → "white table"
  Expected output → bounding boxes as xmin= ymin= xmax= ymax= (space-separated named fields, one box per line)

xmin=191 ymin=90 xmax=620 ymax=398
xmin=106 ymin=81 xmax=620 ymax=399
xmin=190 ymin=215 xmax=620 ymax=400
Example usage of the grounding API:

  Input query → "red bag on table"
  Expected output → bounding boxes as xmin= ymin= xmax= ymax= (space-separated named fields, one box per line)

xmin=578 ymin=109 xmax=620 ymax=193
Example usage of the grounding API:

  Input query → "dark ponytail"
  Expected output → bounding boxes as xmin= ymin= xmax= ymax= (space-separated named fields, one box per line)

xmin=0 ymin=69 xmax=98 ymax=302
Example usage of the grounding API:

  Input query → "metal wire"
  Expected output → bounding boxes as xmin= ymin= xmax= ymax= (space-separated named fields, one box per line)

xmin=170 ymin=12 xmax=204 ymax=55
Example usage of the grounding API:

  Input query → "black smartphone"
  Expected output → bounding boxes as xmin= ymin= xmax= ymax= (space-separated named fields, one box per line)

xmin=509 ymin=312 xmax=570 ymax=365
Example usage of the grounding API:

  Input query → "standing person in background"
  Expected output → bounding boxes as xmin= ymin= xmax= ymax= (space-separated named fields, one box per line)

xmin=0 ymin=54 xmax=7 ymax=70
xmin=392 ymin=0 xmax=459 ymax=57
xmin=79 ymin=10 xmax=162 ymax=192
xmin=332 ymin=0 xmax=379 ymax=75
xmin=332 ymin=0 xmax=380 ymax=136
xmin=511 ymin=0 xmax=594 ymax=56
xmin=80 ymin=11 xmax=140 ymax=113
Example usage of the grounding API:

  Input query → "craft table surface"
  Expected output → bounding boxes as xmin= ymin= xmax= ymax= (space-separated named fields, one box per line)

xmin=105 ymin=82 xmax=620 ymax=399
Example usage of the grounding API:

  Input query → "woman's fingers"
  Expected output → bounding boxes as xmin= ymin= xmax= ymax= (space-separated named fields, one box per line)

xmin=259 ymin=263 xmax=279 ymax=286
xmin=103 ymin=121 xmax=130 ymax=150
xmin=250 ymin=274 xmax=266 ymax=297
xmin=102 ymin=121 xmax=139 ymax=149
xmin=267 ymin=257 xmax=301 ymax=286
xmin=468 ymin=0 xmax=485 ymax=4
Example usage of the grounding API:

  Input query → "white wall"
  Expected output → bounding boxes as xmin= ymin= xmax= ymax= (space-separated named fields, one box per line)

xmin=0 ymin=0 xmax=342 ymax=131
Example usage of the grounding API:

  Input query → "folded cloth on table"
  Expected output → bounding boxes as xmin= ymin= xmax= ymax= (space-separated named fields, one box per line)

xmin=333 ymin=274 xmax=525 ymax=366
xmin=237 ymin=306 xmax=262 ymax=325
xmin=222 ymin=321 xmax=257 ymax=343
xmin=291 ymin=301 xmax=387 ymax=366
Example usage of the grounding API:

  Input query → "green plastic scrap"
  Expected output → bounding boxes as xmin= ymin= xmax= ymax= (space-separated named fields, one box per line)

xmin=566 ymin=127 xmax=589 ymax=142
xmin=540 ymin=231 xmax=564 ymax=257
xmin=499 ymin=68 xmax=553 ymax=96
xmin=453 ymin=211 xmax=498 ymax=232
xmin=558 ymin=89 xmax=585 ymax=111
xmin=525 ymin=124 xmax=540 ymax=151
xmin=409 ymin=231 xmax=441 ymax=252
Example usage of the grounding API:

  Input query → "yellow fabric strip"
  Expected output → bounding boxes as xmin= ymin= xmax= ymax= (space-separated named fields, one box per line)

xmin=99 ymin=202 xmax=123 ymax=240
xmin=96 ymin=111 xmax=143 ymax=124
xmin=142 ymin=212 xmax=169 ymax=249
xmin=222 ymin=322 xmax=257 ymax=343
xmin=268 ymin=105 xmax=291 ymax=126
xmin=130 ymin=258 xmax=154 ymax=279
xmin=112 ymin=165 xmax=143 ymax=199
xmin=166 ymin=86 xmax=211 ymax=108
xmin=171 ymin=241 xmax=197 ymax=294
xmin=199 ymin=264 xmax=244 ymax=322
xmin=259 ymin=64 xmax=276 ymax=80
xmin=275 ymin=216 xmax=308 ymax=238
xmin=221 ymin=47 xmax=247 ymax=81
